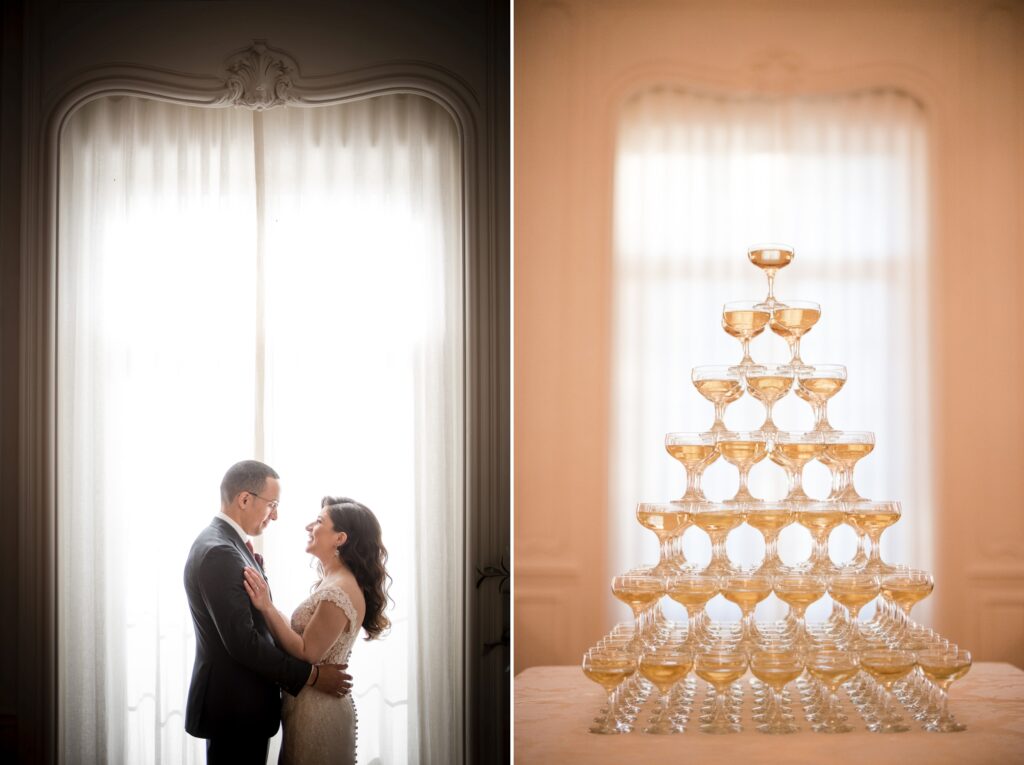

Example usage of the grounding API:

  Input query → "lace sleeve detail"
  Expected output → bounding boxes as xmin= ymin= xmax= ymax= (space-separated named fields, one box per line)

xmin=312 ymin=585 xmax=359 ymax=633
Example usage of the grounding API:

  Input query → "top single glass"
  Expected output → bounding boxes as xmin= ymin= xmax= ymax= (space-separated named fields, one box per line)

xmin=748 ymin=243 xmax=795 ymax=310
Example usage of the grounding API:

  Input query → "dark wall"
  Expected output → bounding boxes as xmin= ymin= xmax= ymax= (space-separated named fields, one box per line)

xmin=1 ymin=1 xmax=508 ymax=762
xmin=0 ymin=0 xmax=23 ymax=761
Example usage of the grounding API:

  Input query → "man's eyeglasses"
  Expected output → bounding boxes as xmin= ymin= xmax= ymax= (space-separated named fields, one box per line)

xmin=247 ymin=492 xmax=280 ymax=511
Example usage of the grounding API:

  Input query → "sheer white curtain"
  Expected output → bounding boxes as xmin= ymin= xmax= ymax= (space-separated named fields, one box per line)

xmin=57 ymin=94 xmax=463 ymax=764
xmin=610 ymin=88 xmax=931 ymax=625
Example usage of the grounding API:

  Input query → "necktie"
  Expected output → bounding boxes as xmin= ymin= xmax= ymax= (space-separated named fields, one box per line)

xmin=245 ymin=540 xmax=265 ymax=570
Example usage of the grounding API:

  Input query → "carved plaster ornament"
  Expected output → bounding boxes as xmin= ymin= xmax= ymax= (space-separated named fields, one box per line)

xmin=220 ymin=40 xmax=299 ymax=110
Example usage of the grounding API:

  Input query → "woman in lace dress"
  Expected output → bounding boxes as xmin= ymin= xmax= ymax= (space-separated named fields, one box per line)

xmin=243 ymin=496 xmax=391 ymax=765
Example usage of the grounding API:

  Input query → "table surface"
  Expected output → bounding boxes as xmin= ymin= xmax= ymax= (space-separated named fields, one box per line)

xmin=515 ymin=662 xmax=1024 ymax=765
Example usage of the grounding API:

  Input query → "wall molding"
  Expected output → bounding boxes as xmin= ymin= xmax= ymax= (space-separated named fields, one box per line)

xmin=19 ymin=37 xmax=506 ymax=764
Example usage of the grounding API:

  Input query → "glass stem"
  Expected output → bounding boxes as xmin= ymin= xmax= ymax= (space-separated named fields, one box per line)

xmin=764 ymin=532 xmax=779 ymax=570
xmin=605 ymin=687 xmax=620 ymax=728
xmin=787 ymin=465 xmax=806 ymax=499
xmin=816 ymin=402 xmax=832 ymax=431
xmin=789 ymin=336 xmax=803 ymax=366
xmin=684 ymin=467 xmax=700 ymax=499
xmin=766 ymin=271 xmax=776 ymax=304
xmin=658 ymin=536 xmax=672 ymax=570
xmin=741 ymin=337 xmax=753 ymax=365
xmin=737 ymin=465 xmax=752 ymax=498
xmin=868 ymin=532 xmax=883 ymax=569
xmin=936 ymin=686 xmax=950 ymax=722
xmin=829 ymin=465 xmax=845 ymax=499
xmin=713 ymin=403 xmax=726 ymax=432
xmin=659 ymin=692 xmax=672 ymax=724
xmin=711 ymin=532 xmax=729 ymax=570
xmin=713 ymin=689 xmax=730 ymax=725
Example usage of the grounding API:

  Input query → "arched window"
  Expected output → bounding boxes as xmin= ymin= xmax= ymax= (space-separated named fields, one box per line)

xmin=57 ymin=93 xmax=464 ymax=763
xmin=610 ymin=87 xmax=930 ymax=623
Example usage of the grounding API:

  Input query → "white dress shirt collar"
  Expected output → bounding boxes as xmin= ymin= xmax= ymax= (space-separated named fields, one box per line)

xmin=215 ymin=511 xmax=249 ymax=544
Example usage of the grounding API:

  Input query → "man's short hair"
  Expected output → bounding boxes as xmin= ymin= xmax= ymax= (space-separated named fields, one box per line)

xmin=220 ymin=460 xmax=280 ymax=506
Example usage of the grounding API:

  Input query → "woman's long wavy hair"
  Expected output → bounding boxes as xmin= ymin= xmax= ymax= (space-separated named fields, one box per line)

xmin=316 ymin=496 xmax=392 ymax=640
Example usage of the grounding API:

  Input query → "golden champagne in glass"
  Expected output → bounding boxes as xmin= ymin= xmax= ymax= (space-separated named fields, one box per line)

xmin=636 ymin=502 xmax=691 ymax=574
xmin=823 ymin=431 xmax=875 ymax=501
xmin=773 ymin=431 xmax=824 ymax=502
xmin=582 ymin=648 xmax=637 ymax=734
xmin=847 ymin=500 xmax=900 ymax=573
xmin=806 ymin=649 xmax=859 ymax=733
xmin=666 ymin=572 xmax=721 ymax=645
xmin=881 ymin=568 xmax=934 ymax=646
xmin=695 ymin=648 xmax=748 ymax=734
xmin=722 ymin=573 xmax=772 ymax=646
xmin=917 ymin=648 xmax=972 ymax=732
xmin=692 ymin=366 xmax=743 ymax=433
xmin=749 ymin=649 xmax=803 ymax=734
xmin=722 ymin=300 xmax=771 ymax=369
xmin=860 ymin=649 xmax=916 ymax=733
xmin=796 ymin=364 xmax=847 ymax=432
xmin=797 ymin=502 xmax=845 ymax=573
xmin=770 ymin=300 xmax=820 ymax=370
xmin=693 ymin=503 xmax=745 ymax=573
xmin=748 ymin=243 xmax=794 ymax=310
xmin=743 ymin=364 xmax=794 ymax=434
xmin=745 ymin=502 xmax=793 ymax=573
xmin=773 ymin=574 xmax=826 ymax=646
xmin=639 ymin=647 xmax=694 ymax=734
xmin=828 ymin=571 xmax=880 ymax=645
xmin=611 ymin=574 xmax=665 ymax=645
xmin=718 ymin=431 xmax=768 ymax=503
xmin=665 ymin=432 xmax=719 ymax=501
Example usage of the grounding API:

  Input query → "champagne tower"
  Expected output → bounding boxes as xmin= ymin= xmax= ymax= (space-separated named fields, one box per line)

xmin=582 ymin=245 xmax=972 ymax=736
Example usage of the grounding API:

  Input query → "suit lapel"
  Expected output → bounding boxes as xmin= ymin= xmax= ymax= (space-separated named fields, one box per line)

xmin=211 ymin=517 xmax=271 ymax=593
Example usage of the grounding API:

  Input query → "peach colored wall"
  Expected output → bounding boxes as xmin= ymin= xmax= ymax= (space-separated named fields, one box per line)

xmin=514 ymin=0 xmax=1024 ymax=672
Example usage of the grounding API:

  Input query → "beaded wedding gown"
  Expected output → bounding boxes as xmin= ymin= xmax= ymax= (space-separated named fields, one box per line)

xmin=280 ymin=584 xmax=361 ymax=765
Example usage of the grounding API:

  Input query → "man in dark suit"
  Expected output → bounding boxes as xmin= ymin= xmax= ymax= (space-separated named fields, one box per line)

xmin=184 ymin=459 xmax=352 ymax=764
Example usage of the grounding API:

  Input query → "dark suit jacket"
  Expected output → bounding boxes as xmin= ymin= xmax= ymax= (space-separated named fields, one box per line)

xmin=184 ymin=517 xmax=311 ymax=739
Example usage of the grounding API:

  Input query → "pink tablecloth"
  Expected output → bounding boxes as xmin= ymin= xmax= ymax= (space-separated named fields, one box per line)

xmin=515 ymin=662 xmax=1024 ymax=764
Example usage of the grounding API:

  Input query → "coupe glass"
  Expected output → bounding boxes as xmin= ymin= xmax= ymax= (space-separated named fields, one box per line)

xmin=695 ymin=647 xmax=748 ymax=734
xmin=797 ymin=502 xmax=845 ymax=573
xmin=666 ymin=572 xmax=721 ymax=646
xmin=806 ymin=649 xmax=860 ymax=733
xmin=796 ymin=364 xmax=847 ymax=432
xmin=749 ymin=648 xmax=803 ymax=734
xmin=827 ymin=570 xmax=880 ymax=646
xmin=692 ymin=503 xmax=745 ymax=574
xmin=664 ymin=432 xmax=718 ymax=501
xmin=860 ymin=649 xmax=917 ymax=733
xmin=772 ymin=431 xmax=824 ymax=502
xmin=636 ymin=502 xmax=692 ymax=575
xmin=718 ymin=430 xmax=769 ymax=503
xmin=847 ymin=500 xmax=901 ymax=573
xmin=722 ymin=573 xmax=772 ymax=646
xmin=582 ymin=647 xmax=638 ymax=734
xmin=773 ymin=573 xmax=826 ymax=646
xmin=881 ymin=568 xmax=934 ymax=647
xmin=748 ymin=243 xmax=794 ymax=310
xmin=743 ymin=364 xmax=794 ymax=434
xmin=692 ymin=366 xmax=743 ymax=433
xmin=823 ymin=431 xmax=875 ymax=501
xmin=745 ymin=502 xmax=793 ymax=573
xmin=770 ymin=300 xmax=820 ymax=370
xmin=611 ymin=574 xmax=665 ymax=647
xmin=917 ymin=648 xmax=972 ymax=732
xmin=722 ymin=300 xmax=771 ymax=369
xmin=638 ymin=646 xmax=694 ymax=733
